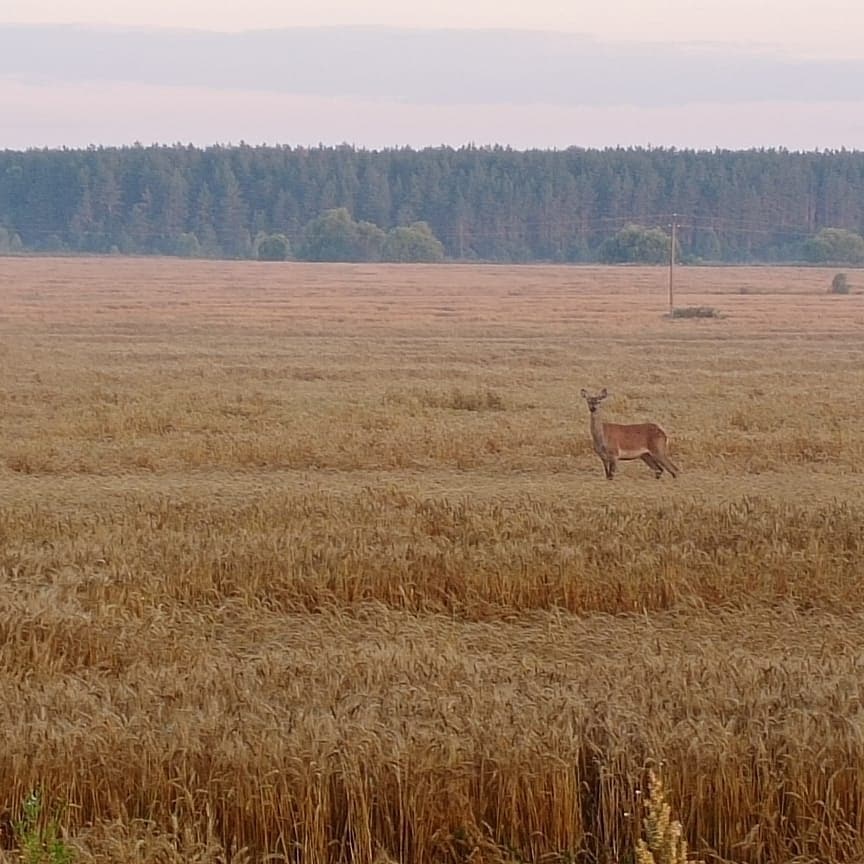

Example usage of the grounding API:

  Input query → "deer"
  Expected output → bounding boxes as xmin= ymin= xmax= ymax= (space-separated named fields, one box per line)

xmin=579 ymin=388 xmax=679 ymax=480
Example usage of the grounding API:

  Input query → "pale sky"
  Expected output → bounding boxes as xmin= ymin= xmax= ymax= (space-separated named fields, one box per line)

xmin=3 ymin=0 xmax=862 ymax=56
xmin=2 ymin=0 xmax=864 ymax=151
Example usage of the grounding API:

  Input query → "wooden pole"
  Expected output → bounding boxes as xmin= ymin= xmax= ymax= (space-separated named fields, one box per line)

xmin=668 ymin=214 xmax=678 ymax=313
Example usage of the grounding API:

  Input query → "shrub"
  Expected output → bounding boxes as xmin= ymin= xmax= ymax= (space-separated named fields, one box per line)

xmin=0 ymin=225 xmax=24 ymax=254
xmin=382 ymin=222 xmax=445 ymax=262
xmin=256 ymin=233 xmax=291 ymax=262
xmin=831 ymin=272 xmax=850 ymax=294
xmin=804 ymin=228 xmax=864 ymax=265
xmin=14 ymin=791 xmax=74 ymax=864
xmin=173 ymin=232 xmax=201 ymax=258
xmin=299 ymin=208 xmax=385 ymax=262
xmin=600 ymin=224 xmax=671 ymax=264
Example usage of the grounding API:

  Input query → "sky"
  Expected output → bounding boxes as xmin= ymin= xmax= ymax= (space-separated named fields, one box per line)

xmin=2 ymin=0 xmax=863 ymax=151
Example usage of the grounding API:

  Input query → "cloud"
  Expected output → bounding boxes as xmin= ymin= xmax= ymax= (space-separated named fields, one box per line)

xmin=2 ymin=24 xmax=864 ymax=108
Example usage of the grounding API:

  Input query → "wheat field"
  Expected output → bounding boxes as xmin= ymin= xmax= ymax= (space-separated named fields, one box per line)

xmin=1 ymin=257 xmax=864 ymax=863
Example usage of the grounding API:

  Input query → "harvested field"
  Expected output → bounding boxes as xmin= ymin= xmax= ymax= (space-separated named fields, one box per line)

xmin=1 ymin=257 xmax=864 ymax=863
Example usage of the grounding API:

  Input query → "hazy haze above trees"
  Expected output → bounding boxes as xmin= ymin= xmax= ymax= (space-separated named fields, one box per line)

xmin=2 ymin=24 xmax=864 ymax=150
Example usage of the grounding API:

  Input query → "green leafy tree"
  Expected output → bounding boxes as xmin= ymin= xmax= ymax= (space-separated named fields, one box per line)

xmin=9 ymin=144 xmax=864 ymax=263
xmin=382 ymin=221 xmax=445 ymax=262
xmin=69 ymin=186 xmax=96 ymax=251
xmin=599 ymin=223 xmax=670 ymax=264
xmin=804 ymin=228 xmax=864 ymax=265
xmin=255 ymin=232 xmax=291 ymax=261
xmin=122 ymin=187 xmax=154 ymax=253
xmin=173 ymin=232 xmax=201 ymax=258
xmin=193 ymin=182 xmax=220 ymax=256
xmin=354 ymin=219 xmax=386 ymax=261
xmin=163 ymin=166 xmax=190 ymax=240
xmin=0 ymin=226 xmax=24 ymax=254
xmin=216 ymin=161 xmax=251 ymax=258
xmin=300 ymin=208 xmax=355 ymax=261
xmin=300 ymin=207 xmax=384 ymax=262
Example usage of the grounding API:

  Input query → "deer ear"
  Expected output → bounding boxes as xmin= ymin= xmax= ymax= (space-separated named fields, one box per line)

xmin=579 ymin=388 xmax=588 ymax=399
xmin=600 ymin=388 xmax=608 ymax=398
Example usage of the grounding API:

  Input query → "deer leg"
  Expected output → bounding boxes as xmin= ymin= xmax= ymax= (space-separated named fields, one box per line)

xmin=605 ymin=458 xmax=617 ymax=480
xmin=655 ymin=453 xmax=679 ymax=479
xmin=641 ymin=453 xmax=663 ymax=479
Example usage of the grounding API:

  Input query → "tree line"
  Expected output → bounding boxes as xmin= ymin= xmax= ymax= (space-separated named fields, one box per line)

xmin=1 ymin=144 xmax=864 ymax=264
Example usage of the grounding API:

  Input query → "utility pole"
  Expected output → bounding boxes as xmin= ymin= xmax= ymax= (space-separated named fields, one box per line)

xmin=668 ymin=213 xmax=678 ymax=313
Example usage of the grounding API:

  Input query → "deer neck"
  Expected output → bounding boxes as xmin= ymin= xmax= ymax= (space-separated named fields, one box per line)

xmin=589 ymin=408 xmax=608 ymax=454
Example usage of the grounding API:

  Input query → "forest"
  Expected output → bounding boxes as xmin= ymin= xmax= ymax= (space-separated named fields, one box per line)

xmin=1 ymin=144 xmax=864 ymax=263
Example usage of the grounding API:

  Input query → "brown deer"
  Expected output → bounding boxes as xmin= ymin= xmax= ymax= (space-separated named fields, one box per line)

xmin=580 ymin=388 xmax=679 ymax=480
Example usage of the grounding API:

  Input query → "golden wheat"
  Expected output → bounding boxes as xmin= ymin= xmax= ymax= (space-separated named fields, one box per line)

xmin=1 ymin=257 xmax=864 ymax=862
